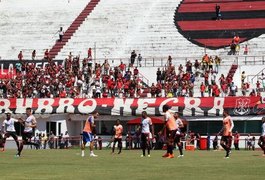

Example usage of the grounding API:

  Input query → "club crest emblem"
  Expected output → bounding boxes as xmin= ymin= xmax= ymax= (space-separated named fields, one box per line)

xmin=233 ymin=98 xmax=250 ymax=115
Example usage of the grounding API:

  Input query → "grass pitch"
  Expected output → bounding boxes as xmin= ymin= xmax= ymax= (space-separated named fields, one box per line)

xmin=0 ymin=149 xmax=264 ymax=180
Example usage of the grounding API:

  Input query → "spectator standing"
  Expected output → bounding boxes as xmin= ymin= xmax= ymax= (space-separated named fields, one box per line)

xmin=48 ymin=131 xmax=55 ymax=149
xmin=246 ymin=134 xmax=252 ymax=150
xmin=102 ymin=59 xmax=110 ymax=75
xmin=63 ymin=131 xmax=69 ymax=149
xmin=251 ymin=136 xmax=255 ymax=151
xmin=42 ymin=133 xmax=48 ymax=149
xmin=44 ymin=49 xmax=49 ymax=60
xmin=0 ymin=81 xmax=7 ymax=98
xmin=215 ymin=4 xmax=221 ymax=20
xmin=118 ymin=61 xmax=126 ymax=74
xmin=18 ymin=51 xmax=23 ymax=61
xmin=214 ymin=56 xmax=221 ymax=73
xmin=207 ymin=134 xmax=211 ymax=150
xmin=196 ymin=133 xmax=201 ymax=150
xmin=200 ymin=82 xmax=206 ymax=97
xmin=233 ymin=35 xmax=240 ymax=45
xmin=156 ymin=68 xmax=162 ymax=83
xmin=88 ymin=48 xmax=92 ymax=59
xmin=58 ymin=27 xmax=64 ymax=42
xmin=130 ymin=50 xmax=137 ymax=67
xmin=213 ymin=135 xmax=218 ymax=150
xmin=244 ymin=45 xmax=248 ymax=55
xmin=194 ymin=59 xmax=200 ymax=71
xmin=241 ymin=71 xmax=246 ymax=85
xmin=234 ymin=131 xmax=240 ymax=150
xmin=137 ymin=54 xmax=142 ymax=67
xmin=32 ymin=50 xmax=36 ymax=60
xmin=230 ymin=82 xmax=237 ymax=96
xmin=98 ymin=136 xmax=102 ymax=150
xmin=259 ymin=73 xmax=265 ymax=89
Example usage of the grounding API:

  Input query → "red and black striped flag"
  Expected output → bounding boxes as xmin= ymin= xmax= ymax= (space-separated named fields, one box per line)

xmin=174 ymin=0 xmax=265 ymax=49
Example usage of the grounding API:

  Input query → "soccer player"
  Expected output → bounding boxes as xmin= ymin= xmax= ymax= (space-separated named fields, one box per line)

xmin=16 ymin=107 xmax=39 ymax=157
xmin=140 ymin=111 xmax=154 ymax=157
xmin=112 ymin=119 xmax=123 ymax=154
xmin=1 ymin=112 xmax=20 ymax=151
xmin=174 ymin=112 xmax=184 ymax=158
xmin=218 ymin=111 xmax=234 ymax=158
xmin=81 ymin=111 xmax=99 ymax=157
xmin=258 ymin=117 xmax=265 ymax=156
xmin=159 ymin=105 xmax=177 ymax=158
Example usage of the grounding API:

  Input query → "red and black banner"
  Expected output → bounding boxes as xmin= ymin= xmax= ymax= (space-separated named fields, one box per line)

xmin=0 ymin=60 xmax=63 ymax=79
xmin=0 ymin=97 xmax=264 ymax=116
xmin=174 ymin=0 xmax=265 ymax=49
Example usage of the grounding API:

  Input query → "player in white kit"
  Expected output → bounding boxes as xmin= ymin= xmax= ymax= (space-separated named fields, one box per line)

xmin=140 ymin=111 xmax=154 ymax=157
xmin=1 ymin=112 xmax=20 ymax=151
xmin=174 ymin=112 xmax=185 ymax=158
xmin=16 ymin=107 xmax=39 ymax=157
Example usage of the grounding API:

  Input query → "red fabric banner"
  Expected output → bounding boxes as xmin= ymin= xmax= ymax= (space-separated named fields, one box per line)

xmin=0 ymin=97 xmax=262 ymax=116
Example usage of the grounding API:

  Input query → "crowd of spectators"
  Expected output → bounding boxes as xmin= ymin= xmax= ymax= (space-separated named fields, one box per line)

xmin=150 ymin=54 xmax=222 ymax=98
xmin=0 ymin=50 xmax=262 ymax=99
xmin=0 ymin=50 xmax=146 ymax=98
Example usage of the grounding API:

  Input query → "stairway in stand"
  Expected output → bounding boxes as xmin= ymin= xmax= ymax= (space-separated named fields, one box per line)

xmin=49 ymin=0 xmax=100 ymax=59
xmin=226 ymin=63 xmax=238 ymax=82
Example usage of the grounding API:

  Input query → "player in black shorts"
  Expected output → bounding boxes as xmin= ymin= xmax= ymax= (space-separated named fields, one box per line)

xmin=2 ymin=112 xmax=21 ymax=151
xmin=174 ymin=112 xmax=184 ymax=158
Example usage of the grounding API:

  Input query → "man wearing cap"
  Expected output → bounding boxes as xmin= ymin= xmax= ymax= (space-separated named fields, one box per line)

xmin=1 ymin=111 xmax=20 ymax=151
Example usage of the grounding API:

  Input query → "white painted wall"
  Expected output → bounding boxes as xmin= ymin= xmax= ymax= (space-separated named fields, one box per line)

xmin=1 ymin=0 xmax=265 ymax=60
xmin=0 ymin=0 xmax=88 ymax=59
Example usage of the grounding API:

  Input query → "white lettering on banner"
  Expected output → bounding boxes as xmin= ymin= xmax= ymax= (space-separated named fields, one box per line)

xmin=57 ymin=98 xmax=75 ymax=113
xmin=208 ymin=98 xmax=224 ymax=115
xmin=183 ymin=98 xmax=203 ymax=116
xmin=35 ymin=99 xmax=54 ymax=113
xmin=136 ymin=98 xmax=156 ymax=115
xmin=0 ymin=99 xmax=11 ymax=112
xmin=35 ymin=62 xmax=43 ymax=69
xmin=111 ymin=98 xmax=134 ymax=115
xmin=15 ymin=99 xmax=33 ymax=114
xmin=8 ymin=64 xmax=14 ymax=73
xmin=0 ymin=64 xmax=6 ymax=75
xmin=159 ymin=98 xmax=179 ymax=114
xmin=78 ymin=99 xmax=97 ymax=114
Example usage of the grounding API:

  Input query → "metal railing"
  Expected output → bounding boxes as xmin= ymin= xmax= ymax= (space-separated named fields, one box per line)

xmin=2 ymin=55 xmax=265 ymax=67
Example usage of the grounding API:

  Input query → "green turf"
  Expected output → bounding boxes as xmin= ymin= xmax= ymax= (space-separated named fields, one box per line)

xmin=0 ymin=149 xmax=264 ymax=180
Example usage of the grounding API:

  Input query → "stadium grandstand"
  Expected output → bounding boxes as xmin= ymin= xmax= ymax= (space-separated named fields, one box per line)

xmin=1 ymin=0 xmax=265 ymax=150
